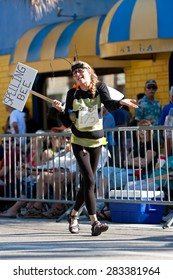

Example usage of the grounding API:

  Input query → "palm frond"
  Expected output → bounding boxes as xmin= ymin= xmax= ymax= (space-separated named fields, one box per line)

xmin=30 ymin=0 xmax=59 ymax=20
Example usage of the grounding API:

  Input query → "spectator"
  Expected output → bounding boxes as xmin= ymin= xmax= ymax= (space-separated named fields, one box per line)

xmin=135 ymin=80 xmax=162 ymax=126
xmin=5 ymin=105 xmax=26 ymax=135
xmin=111 ymin=106 xmax=131 ymax=166
xmin=0 ymin=158 xmax=75 ymax=219
xmin=5 ymin=104 xmax=26 ymax=150
xmin=23 ymin=106 xmax=40 ymax=133
xmin=111 ymin=105 xmax=131 ymax=127
xmin=8 ymin=144 xmax=108 ymax=220
xmin=124 ymin=119 xmax=159 ymax=177
xmin=158 ymin=86 xmax=173 ymax=125
xmin=96 ymin=119 xmax=159 ymax=218
xmin=0 ymin=133 xmax=55 ymax=217
xmin=19 ymin=152 xmax=76 ymax=219
xmin=158 ymin=86 xmax=173 ymax=155
xmin=0 ymin=133 xmax=74 ymax=219
xmin=20 ymin=133 xmax=73 ymax=218
xmin=11 ymin=145 xmax=108 ymax=219
xmin=129 ymin=93 xmax=145 ymax=126
xmin=47 ymin=107 xmax=63 ymax=130
xmin=124 ymin=154 xmax=173 ymax=217
xmin=137 ymin=93 xmax=145 ymax=101
xmin=102 ymin=106 xmax=116 ymax=166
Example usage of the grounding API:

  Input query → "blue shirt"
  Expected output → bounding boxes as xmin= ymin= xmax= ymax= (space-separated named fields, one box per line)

xmin=103 ymin=112 xmax=115 ymax=146
xmin=135 ymin=95 xmax=162 ymax=126
xmin=158 ymin=103 xmax=173 ymax=125
xmin=111 ymin=108 xmax=130 ymax=125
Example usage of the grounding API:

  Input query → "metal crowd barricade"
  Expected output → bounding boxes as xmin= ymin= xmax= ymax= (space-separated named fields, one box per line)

xmin=0 ymin=132 xmax=78 ymax=211
xmin=97 ymin=125 xmax=172 ymax=208
xmin=0 ymin=125 xmax=173 ymax=216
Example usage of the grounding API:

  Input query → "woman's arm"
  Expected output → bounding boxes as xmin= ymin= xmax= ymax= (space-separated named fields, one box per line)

xmin=98 ymin=82 xmax=138 ymax=111
xmin=52 ymin=90 xmax=74 ymax=128
xmin=0 ymin=165 xmax=9 ymax=178
xmin=124 ymin=149 xmax=157 ymax=168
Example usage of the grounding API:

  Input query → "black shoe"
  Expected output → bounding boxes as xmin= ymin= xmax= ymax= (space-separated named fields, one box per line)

xmin=91 ymin=221 xmax=109 ymax=236
xmin=67 ymin=212 xmax=79 ymax=234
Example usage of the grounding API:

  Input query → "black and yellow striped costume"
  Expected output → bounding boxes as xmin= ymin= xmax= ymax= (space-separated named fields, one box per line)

xmin=58 ymin=81 xmax=122 ymax=147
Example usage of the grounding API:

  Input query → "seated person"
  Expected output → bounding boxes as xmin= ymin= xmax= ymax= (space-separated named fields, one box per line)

xmin=96 ymin=119 xmax=159 ymax=218
xmin=0 ymin=131 xmax=75 ymax=218
xmin=20 ymin=145 xmax=108 ymax=219
xmin=0 ymin=133 xmax=61 ymax=217
xmin=97 ymin=154 xmax=173 ymax=222
xmin=124 ymin=154 xmax=173 ymax=194
xmin=19 ymin=168 xmax=76 ymax=219
xmin=124 ymin=119 xmax=158 ymax=178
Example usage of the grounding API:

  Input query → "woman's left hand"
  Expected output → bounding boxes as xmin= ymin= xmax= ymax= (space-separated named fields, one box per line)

xmin=120 ymin=99 xmax=138 ymax=108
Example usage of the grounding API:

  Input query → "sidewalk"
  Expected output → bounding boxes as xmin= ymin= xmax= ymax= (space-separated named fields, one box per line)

xmin=0 ymin=216 xmax=173 ymax=260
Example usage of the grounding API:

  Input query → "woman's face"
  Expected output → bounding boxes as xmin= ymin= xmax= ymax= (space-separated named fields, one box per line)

xmin=73 ymin=68 xmax=91 ymax=87
xmin=52 ymin=136 xmax=59 ymax=150
xmin=138 ymin=129 xmax=150 ymax=142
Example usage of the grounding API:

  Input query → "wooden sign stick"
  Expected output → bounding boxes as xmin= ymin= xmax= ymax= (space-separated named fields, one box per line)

xmin=31 ymin=90 xmax=53 ymax=104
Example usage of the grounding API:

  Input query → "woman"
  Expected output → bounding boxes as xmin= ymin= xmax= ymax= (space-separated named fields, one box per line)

xmin=52 ymin=60 xmax=138 ymax=236
xmin=125 ymin=119 xmax=158 ymax=177
xmin=97 ymin=119 xmax=159 ymax=221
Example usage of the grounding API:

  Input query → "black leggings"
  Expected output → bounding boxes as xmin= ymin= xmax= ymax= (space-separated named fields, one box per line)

xmin=72 ymin=143 xmax=102 ymax=215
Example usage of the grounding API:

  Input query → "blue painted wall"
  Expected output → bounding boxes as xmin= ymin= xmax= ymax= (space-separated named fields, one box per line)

xmin=0 ymin=0 xmax=117 ymax=55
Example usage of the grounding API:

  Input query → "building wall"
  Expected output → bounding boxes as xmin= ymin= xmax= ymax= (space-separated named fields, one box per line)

xmin=125 ymin=52 xmax=170 ymax=115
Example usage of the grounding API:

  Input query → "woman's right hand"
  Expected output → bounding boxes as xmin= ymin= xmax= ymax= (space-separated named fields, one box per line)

xmin=52 ymin=100 xmax=64 ymax=112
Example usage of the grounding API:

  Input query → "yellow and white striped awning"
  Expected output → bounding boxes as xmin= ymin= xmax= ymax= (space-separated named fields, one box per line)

xmin=100 ymin=0 xmax=173 ymax=59
xmin=10 ymin=15 xmax=128 ymax=74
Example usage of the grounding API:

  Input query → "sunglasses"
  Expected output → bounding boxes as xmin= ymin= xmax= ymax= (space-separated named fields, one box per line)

xmin=73 ymin=68 xmax=86 ymax=76
xmin=146 ymin=86 xmax=157 ymax=90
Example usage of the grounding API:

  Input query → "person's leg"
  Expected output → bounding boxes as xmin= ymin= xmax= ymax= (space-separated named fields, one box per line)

xmin=42 ymin=170 xmax=69 ymax=218
xmin=0 ymin=199 xmax=26 ymax=218
xmin=21 ymin=173 xmax=50 ymax=218
xmin=69 ymin=144 xmax=108 ymax=235
xmin=31 ymin=172 xmax=50 ymax=210
xmin=6 ymin=200 xmax=25 ymax=213
xmin=71 ymin=144 xmax=101 ymax=215
xmin=97 ymin=167 xmax=112 ymax=197
xmin=98 ymin=167 xmax=133 ymax=194
xmin=96 ymin=173 xmax=109 ymax=212
xmin=53 ymin=169 xmax=68 ymax=210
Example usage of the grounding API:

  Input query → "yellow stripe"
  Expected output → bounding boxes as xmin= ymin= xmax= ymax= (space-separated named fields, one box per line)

xmin=100 ymin=0 xmax=123 ymax=45
xmin=40 ymin=21 xmax=72 ymax=60
xmin=100 ymin=38 xmax=173 ymax=58
xmin=68 ymin=16 xmax=99 ymax=57
xmin=130 ymin=0 xmax=157 ymax=40
xmin=12 ymin=25 xmax=46 ymax=64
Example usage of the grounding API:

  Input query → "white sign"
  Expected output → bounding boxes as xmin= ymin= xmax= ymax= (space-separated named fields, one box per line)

xmin=3 ymin=63 xmax=38 ymax=111
xmin=107 ymin=86 xmax=124 ymax=100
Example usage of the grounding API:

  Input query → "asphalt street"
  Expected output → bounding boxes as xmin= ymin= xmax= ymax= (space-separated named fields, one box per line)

xmin=0 ymin=216 xmax=173 ymax=260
